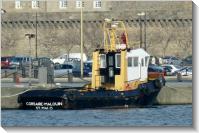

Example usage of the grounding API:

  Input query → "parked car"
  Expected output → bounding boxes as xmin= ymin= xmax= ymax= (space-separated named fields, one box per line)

xmin=1 ymin=56 xmax=13 ymax=69
xmin=52 ymin=53 xmax=88 ymax=65
xmin=54 ymin=64 xmax=73 ymax=77
xmin=9 ymin=57 xmax=20 ymax=68
xmin=182 ymin=55 xmax=192 ymax=66
xmin=162 ymin=56 xmax=183 ymax=66
xmin=9 ymin=56 xmax=31 ymax=69
xmin=64 ymin=60 xmax=91 ymax=77
xmin=84 ymin=61 xmax=92 ymax=76
xmin=175 ymin=66 xmax=192 ymax=76
xmin=162 ymin=64 xmax=181 ymax=76
xmin=72 ymin=68 xmax=90 ymax=77
xmin=21 ymin=57 xmax=33 ymax=68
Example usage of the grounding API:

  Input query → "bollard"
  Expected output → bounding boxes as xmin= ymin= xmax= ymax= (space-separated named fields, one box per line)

xmin=34 ymin=69 xmax=38 ymax=78
xmin=13 ymin=72 xmax=17 ymax=83
xmin=16 ymin=74 xmax=20 ymax=84
xmin=22 ymin=67 xmax=26 ymax=78
xmin=50 ymin=75 xmax=54 ymax=87
xmin=5 ymin=70 xmax=7 ymax=78
xmin=13 ymin=72 xmax=20 ymax=84
xmin=177 ymin=72 xmax=182 ymax=82
xmin=49 ymin=74 xmax=54 ymax=84
xmin=68 ymin=73 xmax=73 ymax=82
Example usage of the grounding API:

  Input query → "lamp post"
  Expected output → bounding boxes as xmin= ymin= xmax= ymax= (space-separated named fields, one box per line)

xmin=80 ymin=0 xmax=84 ymax=78
xmin=144 ymin=12 xmax=147 ymax=51
xmin=137 ymin=12 xmax=145 ymax=49
xmin=35 ymin=12 xmax=38 ymax=58
xmin=25 ymin=33 xmax=35 ymax=86
xmin=1 ymin=9 xmax=7 ymax=14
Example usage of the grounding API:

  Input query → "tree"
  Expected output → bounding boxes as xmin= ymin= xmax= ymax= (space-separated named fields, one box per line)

xmin=58 ymin=29 xmax=80 ymax=59
xmin=83 ymin=27 xmax=103 ymax=57
xmin=145 ymin=27 xmax=163 ymax=53
xmin=38 ymin=29 xmax=60 ymax=57
xmin=1 ymin=29 xmax=20 ymax=55
xmin=126 ymin=28 xmax=140 ymax=49
xmin=176 ymin=27 xmax=192 ymax=57
xmin=156 ymin=26 xmax=177 ymax=57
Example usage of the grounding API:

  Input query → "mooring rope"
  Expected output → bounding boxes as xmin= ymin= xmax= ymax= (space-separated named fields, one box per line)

xmin=1 ymin=88 xmax=32 ymax=98
xmin=76 ymin=77 xmax=91 ymax=83
xmin=164 ymin=84 xmax=178 ymax=92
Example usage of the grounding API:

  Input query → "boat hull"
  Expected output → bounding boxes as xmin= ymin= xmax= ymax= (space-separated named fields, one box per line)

xmin=18 ymin=81 xmax=162 ymax=110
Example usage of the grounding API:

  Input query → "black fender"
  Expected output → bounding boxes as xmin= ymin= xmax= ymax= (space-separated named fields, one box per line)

xmin=153 ymin=78 xmax=163 ymax=89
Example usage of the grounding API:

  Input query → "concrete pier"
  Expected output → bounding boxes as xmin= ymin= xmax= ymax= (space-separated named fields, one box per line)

xmin=155 ymin=82 xmax=192 ymax=105
xmin=1 ymin=76 xmax=192 ymax=109
xmin=155 ymin=75 xmax=192 ymax=105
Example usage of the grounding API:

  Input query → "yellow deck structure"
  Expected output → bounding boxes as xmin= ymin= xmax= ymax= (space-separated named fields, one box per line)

xmin=89 ymin=19 xmax=149 ymax=91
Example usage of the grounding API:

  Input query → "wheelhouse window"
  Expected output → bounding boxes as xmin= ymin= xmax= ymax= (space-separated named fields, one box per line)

xmin=115 ymin=54 xmax=121 ymax=68
xmin=15 ymin=0 xmax=22 ymax=9
xmin=128 ymin=57 xmax=132 ymax=67
xmin=100 ymin=54 xmax=106 ymax=68
xmin=76 ymin=0 xmax=84 ymax=8
xmin=109 ymin=67 xmax=114 ymax=77
xmin=32 ymin=0 xmax=39 ymax=9
xmin=141 ymin=58 xmax=144 ymax=67
xmin=108 ymin=56 xmax=114 ymax=66
xmin=59 ymin=0 xmax=67 ymax=9
xmin=93 ymin=0 xmax=101 ymax=8
xmin=133 ymin=57 xmax=139 ymax=67
xmin=145 ymin=56 xmax=149 ymax=66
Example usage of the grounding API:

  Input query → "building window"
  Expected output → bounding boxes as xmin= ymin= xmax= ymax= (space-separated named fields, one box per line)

xmin=59 ymin=0 xmax=67 ymax=9
xmin=115 ymin=54 xmax=121 ymax=68
xmin=93 ymin=0 xmax=101 ymax=8
xmin=32 ymin=0 xmax=39 ymax=9
xmin=15 ymin=0 xmax=22 ymax=9
xmin=76 ymin=0 xmax=84 ymax=8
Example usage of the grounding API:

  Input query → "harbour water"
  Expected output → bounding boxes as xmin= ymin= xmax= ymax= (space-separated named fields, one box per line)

xmin=1 ymin=105 xmax=192 ymax=127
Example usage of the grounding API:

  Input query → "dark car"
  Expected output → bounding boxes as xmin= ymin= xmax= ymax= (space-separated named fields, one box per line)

xmin=72 ymin=68 xmax=90 ymax=77
xmin=69 ymin=61 xmax=92 ymax=77
xmin=1 ymin=56 xmax=14 ymax=69
xmin=84 ymin=61 xmax=92 ymax=76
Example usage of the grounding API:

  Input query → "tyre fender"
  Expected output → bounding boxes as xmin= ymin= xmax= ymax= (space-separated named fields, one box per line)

xmin=154 ymin=78 xmax=163 ymax=89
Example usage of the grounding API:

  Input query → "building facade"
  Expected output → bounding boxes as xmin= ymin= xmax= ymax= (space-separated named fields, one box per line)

xmin=2 ymin=0 xmax=109 ymax=12
xmin=1 ymin=0 xmax=192 ymax=58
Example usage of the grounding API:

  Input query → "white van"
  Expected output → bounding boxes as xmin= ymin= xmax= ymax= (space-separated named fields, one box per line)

xmin=52 ymin=53 xmax=87 ymax=65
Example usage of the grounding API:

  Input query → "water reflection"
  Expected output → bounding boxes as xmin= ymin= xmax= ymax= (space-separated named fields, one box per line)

xmin=1 ymin=105 xmax=192 ymax=126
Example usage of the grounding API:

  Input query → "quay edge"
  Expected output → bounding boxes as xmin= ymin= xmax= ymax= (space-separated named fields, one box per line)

xmin=1 ymin=83 xmax=192 ymax=109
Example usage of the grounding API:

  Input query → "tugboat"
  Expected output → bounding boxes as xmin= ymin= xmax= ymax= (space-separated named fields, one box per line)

xmin=18 ymin=19 xmax=165 ymax=110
